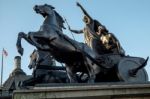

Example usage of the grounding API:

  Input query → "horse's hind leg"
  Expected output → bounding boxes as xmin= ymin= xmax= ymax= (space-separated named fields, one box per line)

xmin=66 ymin=66 xmax=78 ymax=83
xmin=85 ymin=58 xmax=96 ymax=83
xmin=87 ymin=68 xmax=96 ymax=83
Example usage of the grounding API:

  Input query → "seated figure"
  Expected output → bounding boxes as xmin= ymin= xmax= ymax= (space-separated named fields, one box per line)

xmin=96 ymin=25 xmax=125 ymax=56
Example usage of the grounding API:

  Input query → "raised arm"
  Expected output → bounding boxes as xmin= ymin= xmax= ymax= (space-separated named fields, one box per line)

xmin=76 ymin=2 xmax=93 ymax=21
xmin=69 ymin=26 xmax=83 ymax=34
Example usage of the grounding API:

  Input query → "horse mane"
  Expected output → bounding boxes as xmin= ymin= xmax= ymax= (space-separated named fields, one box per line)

xmin=54 ymin=10 xmax=65 ymax=29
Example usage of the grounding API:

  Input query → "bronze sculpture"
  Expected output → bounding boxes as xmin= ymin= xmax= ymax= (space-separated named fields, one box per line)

xmin=16 ymin=4 xmax=99 ymax=83
xmin=69 ymin=2 xmax=125 ymax=56
xmin=18 ymin=49 xmax=68 ymax=87
xmin=16 ymin=3 xmax=148 ymax=85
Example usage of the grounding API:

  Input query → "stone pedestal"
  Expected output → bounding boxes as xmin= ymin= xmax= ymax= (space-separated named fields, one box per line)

xmin=13 ymin=83 xmax=150 ymax=99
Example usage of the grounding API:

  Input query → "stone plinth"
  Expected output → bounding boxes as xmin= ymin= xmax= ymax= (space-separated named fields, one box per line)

xmin=13 ymin=83 xmax=150 ymax=99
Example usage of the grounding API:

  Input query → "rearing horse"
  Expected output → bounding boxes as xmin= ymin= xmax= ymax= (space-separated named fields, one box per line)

xmin=16 ymin=4 xmax=148 ymax=83
xmin=16 ymin=4 xmax=65 ymax=54
xmin=16 ymin=4 xmax=103 ymax=83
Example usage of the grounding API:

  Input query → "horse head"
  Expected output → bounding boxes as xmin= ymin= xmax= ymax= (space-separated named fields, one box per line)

xmin=34 ymin=4 xmax=55 ymax=17
xmin=34 ymin=4 xmax=65 ymax=30
xmin=28 ymin=49 xmax=38 ymax=69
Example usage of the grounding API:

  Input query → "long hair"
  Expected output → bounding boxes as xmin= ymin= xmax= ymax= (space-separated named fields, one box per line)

xmin=94 ymin=20 xmax=108 ymax=34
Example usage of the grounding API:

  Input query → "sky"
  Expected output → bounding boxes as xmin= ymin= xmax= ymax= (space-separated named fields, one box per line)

xmin=0 ymin=0 xmax=150 ymax=83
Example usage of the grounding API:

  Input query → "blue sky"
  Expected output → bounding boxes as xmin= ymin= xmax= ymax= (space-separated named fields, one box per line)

xmin=0 ymin=0 xmax=150 ymax=83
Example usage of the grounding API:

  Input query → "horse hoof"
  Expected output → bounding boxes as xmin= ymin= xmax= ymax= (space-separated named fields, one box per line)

xmin=18 ymin=47 xmax=24 ymax=56
xmin=19 ymin=32 xmax=25 ymax=36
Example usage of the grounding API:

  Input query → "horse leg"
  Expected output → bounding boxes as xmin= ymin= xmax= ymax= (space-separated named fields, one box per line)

xmin=87 ymin=67 xmax=96 ymax=83
xmin=16 ymin=32 xmax=26 ymax=55
xmin=85 ymin=58 xmax=96 ymax=83
xmin=28 ymin=32 xmax=44 ymax=49
xmin=66 ymin=66 xmax=78 ymax=83
xmin=28 ymin=31 xmax=56 ymax=50
xmin=16 ymin=32 xmax=38 ymax=55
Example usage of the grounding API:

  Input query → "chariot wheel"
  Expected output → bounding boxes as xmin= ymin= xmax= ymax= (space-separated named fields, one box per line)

xmin=117 ymin=58 xmax=148 ymax=82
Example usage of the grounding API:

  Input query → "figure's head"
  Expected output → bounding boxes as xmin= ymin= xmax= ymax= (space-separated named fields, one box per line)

xmin=34 ymin=4 xmax=55 ymax=17
xmin=83 ymin=15 xmax=90 ymax=24
xmin=97 ymin=25 xmax=108 ymax=35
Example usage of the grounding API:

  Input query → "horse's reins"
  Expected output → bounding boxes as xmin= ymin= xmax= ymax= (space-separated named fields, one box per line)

xmin=55 ymin=30 xmax=109 ymax=70
xmin=64 ymin=17 xmax=76 ymax=41
xmin=41 ymin=24 xmax=109 ymax=70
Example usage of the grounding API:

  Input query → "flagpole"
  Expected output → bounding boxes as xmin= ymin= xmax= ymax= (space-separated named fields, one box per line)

xmin=1 ymin=49 xmax=4 ymax=86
